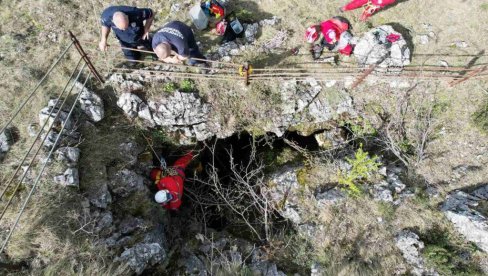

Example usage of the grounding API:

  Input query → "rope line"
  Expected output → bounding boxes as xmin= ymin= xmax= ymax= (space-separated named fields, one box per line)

xmin=0 ymin=42 xmax=74 ymax=136
xmin=0 ymin=58 xmax=84 ymax=201
xmin=0 ymin=72 xmax=92 ymax=254
xmin=0 ymin=63 xmax=88 ymax=222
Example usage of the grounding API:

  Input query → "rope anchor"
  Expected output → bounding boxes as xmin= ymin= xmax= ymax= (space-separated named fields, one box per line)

xmin=239 ymin=62 xmax=253 ymax=86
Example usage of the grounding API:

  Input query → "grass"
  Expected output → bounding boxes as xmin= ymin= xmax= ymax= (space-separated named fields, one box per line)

xmin=2 ymin=0 xmax=488 ymax=274
xmin=472 ymin=99 xmax=488 ymax=134
xmin=420 ymin=225 xmax=482 ymax=275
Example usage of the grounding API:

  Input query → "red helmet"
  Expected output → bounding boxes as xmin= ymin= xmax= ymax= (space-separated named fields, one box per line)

xmin=305 ymin=26 xmax=319 ymax=43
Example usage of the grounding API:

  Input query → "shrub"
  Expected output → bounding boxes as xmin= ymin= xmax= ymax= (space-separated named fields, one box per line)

xmin=180 ymin=79 xmax=196 ymax=92
xmin=421 ymin=226 xmax=482 ymax=275
xmin=338 ymin=145 xmax=381 ymax=196
xmin=163 ymin=82 xmax=177 ymax=93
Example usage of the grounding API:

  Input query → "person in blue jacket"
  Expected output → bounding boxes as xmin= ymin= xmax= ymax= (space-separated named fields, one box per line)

xmin=152 ymin=21 xmax=206 ymax=65
xmin=99 ymin=6 xmax=154 ymax=61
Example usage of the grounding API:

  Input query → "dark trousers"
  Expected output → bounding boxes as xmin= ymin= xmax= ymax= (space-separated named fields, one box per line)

xmin=186 ymin=32 xmax=206 ymax=64
xmin=120 ymin=37 xmax=153 ymax=61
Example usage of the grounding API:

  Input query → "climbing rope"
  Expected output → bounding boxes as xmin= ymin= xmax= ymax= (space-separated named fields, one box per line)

xmin=0 ymin=72 xmax=92 ymax=253
xmin=0 ymin=59 xmax=85 ymax=204
xmin=0 ymin=42 xmax=74 ymax=136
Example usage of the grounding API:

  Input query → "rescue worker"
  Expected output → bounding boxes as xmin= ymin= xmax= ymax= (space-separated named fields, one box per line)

xmin=305 ymin=17 xmax=354 ymax=58
xmin=339 ymin=0 xmax=397 ymax=21
xmin=152 ymin=21 xmax=207 ymax=65
xmin=99 ymin=6 xmax=155 ymax=61
xmin=150 ymin=152 xmax=193 ymax=210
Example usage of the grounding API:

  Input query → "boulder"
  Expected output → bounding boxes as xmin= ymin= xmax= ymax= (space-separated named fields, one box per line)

xmin=0 ymin=128 xmax=15 ymax=161
xmin=314 ymin=128 xmax=347 ymax=149
xmin=118 ymin=141 xmax=145 ymax=166
xmin=119 ymin=216 xmax=149 ymax=235
xmin=76 ymin=82 xmax=105 ymax=122
xmin=441 ymin=187 xmax=488 ymax=252
xmin=315 ymin=188 xmax=346 ymax=206
xmin=149 ymin=92 xmax=213 ymax=142
xmin=53 ymin=168 xmax=79 ymax=187
xmin=55 ymin=147 xmax=80 ymax=167
xmin=266 ymin=166 xmax=304 ymax=224
xmin=117 ymin=243 xmax=167 ymax=275
xmin=117 ymin=93 xmax=154 ymax=127
xmin=108 ymin=169 xmax=148 ymax=197
xmin=244 ymin=23 xmax=259 ymax=43
xmin=94 ymin=211 xmax=114 ymax=234
xmin=354 ymin=25 xmax=411 ymax=72
xmin=86 ymin=181 xmax=112 ymax=209
xmin=39 ymin=100 xmax=75 ymax=132
xmin=395 ymin=230 xmax=427 ymax=276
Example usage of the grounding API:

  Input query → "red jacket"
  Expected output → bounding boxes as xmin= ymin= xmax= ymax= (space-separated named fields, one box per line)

xmin=150 ymin=152 xmax=193 ymax=210
xmin=320 ymin=19 xmax=352 ymax=56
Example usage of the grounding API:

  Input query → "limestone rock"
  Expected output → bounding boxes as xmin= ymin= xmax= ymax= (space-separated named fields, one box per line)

xmin=259 ymin=16 xmax=280 ymax=26
xmin=149 ymin=92 xmax=213 ymax=142
xmin=87 ymin=181 xmax=112 ymax=209
xmin=117 ymin=93 xmax=155 ymax=126
xmin=441 ymin=187 xmax=488 ymax=252
xmin=244 ymin=23 xmax=259 ymax=43
xmin=0 ymin=128 xmax=15 ymax=161
xmin=265 ymin=166 xmax=304 ymax=224
xmin=53 ymin=168 xmax=79 ymax=187
xmin=315 ymin=188 xmax=346 ymax=206
xmin=94 ymin=211 xmax=114 ymax=234
xmin=39 ymin=100 xmax=75 ymax=132
xmin=119 ymin=141 xmax=145 ymax=166
xmin=55 ymin=147 xmax=80 ymax=167
xmin=314 ymin=128 xmax=347 ymax=149
xmin=119 ymin=216 xmax=149 ymax=235
xmin=76 ymin=82 xmax=105 ymax=122
xmin=108 ymin=169 xmax=148 ymax=197
xmin=354 ymin=25 xmax=411 ymax=72
xmin=117 ymin=243 xmax=167 ymax=275
xmin=395 ymin=230 xmax=426 ymax=276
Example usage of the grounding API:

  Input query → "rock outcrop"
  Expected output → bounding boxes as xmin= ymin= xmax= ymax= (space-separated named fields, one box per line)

xmin=116 ymin=243 xmax=167 ymax=275
xmin=441 ymin=185 xmax=488 ymax=252
xmin=0 ymin=127 xmax=15 ymax=161
xmin=76 ymin=82 xmax=105 ymax=122
xmin=354 ymin=25 xmax=411 ymax=73
xmin=395 ymin=230 xmax=431 ymax=276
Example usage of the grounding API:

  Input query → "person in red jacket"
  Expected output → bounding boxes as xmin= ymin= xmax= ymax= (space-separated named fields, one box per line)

xmin=150 ymin=152 xmax=193 ymax=210
xmin=305 ymin=17 xmax=353 ymax=58
xmin=340 ymin=0 xmax=397 ymax=21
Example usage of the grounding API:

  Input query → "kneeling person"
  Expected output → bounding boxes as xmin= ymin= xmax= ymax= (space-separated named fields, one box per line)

xmin=99 ymin=6 xmax=154 ymax=61
xmin=305 ymin=17 xmax=354 ymax=58
xmin=152 ymin=21 xmax=206 ymax=65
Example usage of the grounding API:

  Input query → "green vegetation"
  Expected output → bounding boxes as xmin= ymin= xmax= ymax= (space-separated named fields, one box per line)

xmin=180 ymin=79 xmax=196 ymax=92
xmin=472 ymin=100 xmax=488 ymax=134
xmin=163 ymin=82 xmax=177 ymax=93
xmin=338 ymin=145 xmax=381 ymax=196
xmin=421 ymin=226 xmax=482 ymax=275
xmin=340 ymin=118 xmax=377 ymax=138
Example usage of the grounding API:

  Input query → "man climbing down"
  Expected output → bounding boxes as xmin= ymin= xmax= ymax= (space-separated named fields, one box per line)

xmin=339 ymin=0 xmax=397 ymax=21
xmin=305 ymin=17 xmax=354 ymax=59
xmin=152 ymin=21 xmax=207 ymax=65
xmin=150 ymin=152 xmax=193 ymax=210
xmin=99 ymin=6 xmax=155 ymax=61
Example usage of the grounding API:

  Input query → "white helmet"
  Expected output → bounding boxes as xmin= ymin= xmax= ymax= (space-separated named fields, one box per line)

xmin=155 ymin=190 xmax=172 ymax=204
